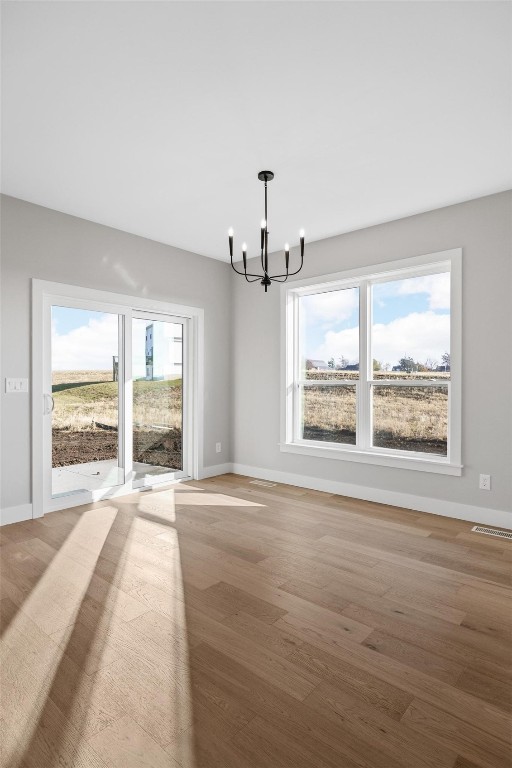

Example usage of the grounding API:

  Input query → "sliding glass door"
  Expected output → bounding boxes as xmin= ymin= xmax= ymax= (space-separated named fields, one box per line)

xmin=132 ymin=313 xmax=187 ymax=486
xmin=37 ymin=287 xmax=196 ymax=515
xmin=51 ymin=306 xmax=124 ymax=498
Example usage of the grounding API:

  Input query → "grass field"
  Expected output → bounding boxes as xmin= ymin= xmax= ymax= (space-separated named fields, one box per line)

xmin=51 ymin=368 xmax=448 ymax=467
xmin=303 ymin=370 xmax=448 ymax=454
xmin=52 ymin=370 xmax=182 ymax=468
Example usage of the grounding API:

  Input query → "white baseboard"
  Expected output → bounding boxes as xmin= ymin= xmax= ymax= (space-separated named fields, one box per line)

xmin=3 ymin=463 xmax=509 ymax=530
xmin=0 ymin=503 xmax=37 ymax=526
xmin=198 ymin=462 xmax=234 ymax=480
xmin=0 ymin=467 xmax=232 ymax=526
xmin=232 ymin=463 xmax=511 ymax=529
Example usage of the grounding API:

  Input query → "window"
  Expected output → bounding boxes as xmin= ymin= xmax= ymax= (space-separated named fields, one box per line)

xmin=282 ymin=249 xmax=462 ymax=474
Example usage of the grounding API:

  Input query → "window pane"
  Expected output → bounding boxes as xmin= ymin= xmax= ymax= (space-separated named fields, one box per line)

xmin=372 ymin=272 xmax=450 ymax=380
xmin=299 ymin=287 xmax=359 ymax=379
xmin=132 ymin=319 xmax=183 ymax=475
xmin=51 ymin=306 xmax=123 ymax=497
xmin=301 ymin=385 xmax=356 ymax=444
xmin=372 ymin=386 xmax=448 ymax=455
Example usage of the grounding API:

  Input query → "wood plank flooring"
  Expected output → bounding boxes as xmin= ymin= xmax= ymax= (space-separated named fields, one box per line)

xmin=1 ymin=473 xmax=511 ymax=767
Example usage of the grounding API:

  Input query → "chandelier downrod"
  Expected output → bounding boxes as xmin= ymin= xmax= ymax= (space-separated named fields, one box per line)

xmin=228 ymin=170 xmax=305 ymax=292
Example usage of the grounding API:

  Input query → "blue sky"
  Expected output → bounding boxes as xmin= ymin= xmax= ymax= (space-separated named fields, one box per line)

xmin=373 ymin=291 xmax=447 ymax=325
xmin=300 ymin=272 xmax=450 ymax=368
xmin=52 ymin=306 xmax=102 ymax=335
xmin=53 ymin=273 xmax=450 ymax=374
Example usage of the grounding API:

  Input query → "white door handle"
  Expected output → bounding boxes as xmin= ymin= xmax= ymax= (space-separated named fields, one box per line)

xmin=43 ymin=393 xmax=54 ymax=415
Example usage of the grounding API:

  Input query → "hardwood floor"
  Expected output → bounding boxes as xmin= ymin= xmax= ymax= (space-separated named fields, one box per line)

xmin=1 ymin=473 xmax=511 ymax=767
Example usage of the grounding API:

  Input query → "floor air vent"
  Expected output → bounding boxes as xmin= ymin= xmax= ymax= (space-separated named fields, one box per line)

xmin=471 ymin=526 xmax=512 ymax=540
xmin=250 ymin=479 xmax=277 ymax=488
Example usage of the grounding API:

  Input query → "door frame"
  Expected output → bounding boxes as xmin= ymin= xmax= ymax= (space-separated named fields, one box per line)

xmin=32 ymin=279 xmax=204 ymax=518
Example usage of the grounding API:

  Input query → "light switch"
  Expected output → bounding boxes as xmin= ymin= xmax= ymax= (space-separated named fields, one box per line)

xmin=5 ymin=378 xmax=29 ymax=393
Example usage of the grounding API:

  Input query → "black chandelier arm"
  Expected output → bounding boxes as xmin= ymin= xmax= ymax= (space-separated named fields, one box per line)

xmin=292 ymin=245 xmax=305 ymax=275
xmin=231 ymin=243 xmax=304 ymax=281
xmin=272 ymin=264 xmax=302 ymax=279
xmin=229 ymin=261 xmax=246 ymax=276
xmin=276 ymin=246 xmax=304 ymax=278
xmin=230 ymin=263 xmax=263 ymax=280
xmin=230 ymin=254 xmax=263 ymax=280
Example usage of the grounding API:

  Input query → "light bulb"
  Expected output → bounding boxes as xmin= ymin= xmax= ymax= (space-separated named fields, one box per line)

xmin=242 ymin=242 xmax=247 ymax=251
xmin=285 ymin=243 xmax=289 ymax=252
xmin=228 ymin=228 xmax=234 ymax=237
xmin=261 ymin=219 xmax=266 ymax=229
xmin=299 ymin=229 xmax=305 ymax=238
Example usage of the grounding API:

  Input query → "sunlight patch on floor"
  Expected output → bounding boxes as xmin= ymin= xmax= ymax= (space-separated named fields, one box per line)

xmin=0 ymin=506 xmax=119 ymax=766
xmin=171 ymin=491 xmax=265 ymax=507
xmin=83 ymin=525 xmax=196 ymax=765
xmin=1 ymin=502 xmax=197 ymax=766
xmin=136 ymin=490 xmax=177 ymax=521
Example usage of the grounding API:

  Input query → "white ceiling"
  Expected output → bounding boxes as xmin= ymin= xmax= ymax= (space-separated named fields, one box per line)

xmin=2 ymin=1 xmax=511 ymax=261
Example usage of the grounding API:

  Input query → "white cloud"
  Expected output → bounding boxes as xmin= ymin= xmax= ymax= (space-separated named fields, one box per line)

xmin=52 ymin=313 xmax=119 ymax=370
xmin=395 ymin=272 xmax=450 ymax=310
xmin=372 ymin=312 xmax=450 ymax=365
xmin=314 ymin=326 xmax=359 ymax=364
xmin=53 ymin=314 xmax=183 ymax=374
xmin=301 ymin=288 xmax=358 ymax=325
xmin=313 ymin=311 xmax=450 ymax=367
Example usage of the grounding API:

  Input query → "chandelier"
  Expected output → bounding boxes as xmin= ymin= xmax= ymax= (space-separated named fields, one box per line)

xmin=228 ymin=171 xmax=305 ymax=292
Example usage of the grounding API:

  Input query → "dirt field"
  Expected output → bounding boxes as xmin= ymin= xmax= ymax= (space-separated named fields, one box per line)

xmin=52 ymin=429 xmax=118 ymax=466
xmin=133 ymin=428 xmax=182 ymax=471
xmin=52 ymin=370 xmax=182 ymax=468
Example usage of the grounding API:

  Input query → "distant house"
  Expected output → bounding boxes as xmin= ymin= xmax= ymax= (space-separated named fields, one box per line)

xmin=145 ymin=322 xmax=183 ymax=381
xmin=145 ymin=323 xmax=154 ymax=379
xmin=436 ymin=364 xmax=450 ymax=372
xmin=305 ymin=359 xmax=329 ymax=371
xmin=392 ymin=365 xmax=401 ymax=371
xmin=343 ymin=363 xmax=359 ymax=371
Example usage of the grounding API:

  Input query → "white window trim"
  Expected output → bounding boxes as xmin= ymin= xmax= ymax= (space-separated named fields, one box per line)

xmin=280 ymin=248 xmax=462 ymax=476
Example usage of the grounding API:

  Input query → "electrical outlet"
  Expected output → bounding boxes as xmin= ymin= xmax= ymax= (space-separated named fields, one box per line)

xmin=215 ymin=442 xmax=222 ymax=453
xmin=479 ymin=474 xmax=491 ymax=491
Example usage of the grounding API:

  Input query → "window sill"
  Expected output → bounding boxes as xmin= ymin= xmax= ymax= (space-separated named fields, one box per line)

xmin=279 ymin=441 xmax=463 ymax=476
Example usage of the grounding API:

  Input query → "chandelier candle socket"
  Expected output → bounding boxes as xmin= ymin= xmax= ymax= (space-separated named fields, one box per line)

xmin=229 ymin=171 xmax=305 ymax=291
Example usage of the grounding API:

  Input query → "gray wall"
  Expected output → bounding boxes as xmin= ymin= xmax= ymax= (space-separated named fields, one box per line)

xmin=2 ymin=191 xmax=511 ymax=516
xmin=0 ymin=195 xmax=232 ymax=509
xmin=232 ymin=191 xmax=512 ymax=513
